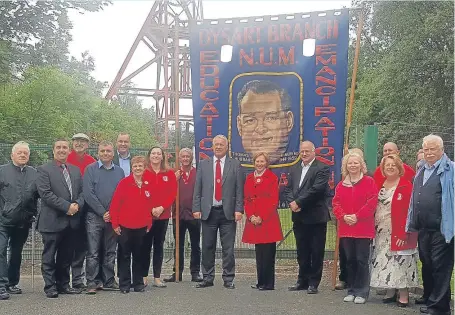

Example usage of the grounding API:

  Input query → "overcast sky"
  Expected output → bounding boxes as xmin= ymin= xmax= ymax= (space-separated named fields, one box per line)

xmin=68 ymin=0 xmax=351 ymax=113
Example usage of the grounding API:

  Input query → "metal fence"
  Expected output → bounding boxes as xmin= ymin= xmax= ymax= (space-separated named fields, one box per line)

xmin=0 ymin=143 xmax=337 ymax=262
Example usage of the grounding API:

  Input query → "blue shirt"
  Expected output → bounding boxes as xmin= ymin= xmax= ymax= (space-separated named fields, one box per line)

xmin=423 ymin=158 xmax=442 ymax=185
xmin=117 ymin=151 xmax=131 ymax=177
xmin=97 ymin=160 xmax=115 ymax=170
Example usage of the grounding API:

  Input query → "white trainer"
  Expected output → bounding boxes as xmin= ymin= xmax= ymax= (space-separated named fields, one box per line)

xmin=343 ymin=295 xmax=355 ymax=302
xmin=354 ymin=296 xmax=366 ymax=304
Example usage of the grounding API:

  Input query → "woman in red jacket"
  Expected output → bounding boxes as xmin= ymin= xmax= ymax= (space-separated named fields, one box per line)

xmin=141 ymin=146 xmax=177 ymax=288
xmin=370 ymin=154 xmax=418 ymax=307
xmin=333 ymin=152 xmax=378 ymax=304
xmin=109 ymin=156 xmax=153 ymax=294
xmin=242 ymin=152 xmax=283 ymax=291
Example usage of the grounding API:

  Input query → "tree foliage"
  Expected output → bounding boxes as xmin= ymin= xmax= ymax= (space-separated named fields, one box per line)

xmin=349 ymin=1 xmax=454 ymax=162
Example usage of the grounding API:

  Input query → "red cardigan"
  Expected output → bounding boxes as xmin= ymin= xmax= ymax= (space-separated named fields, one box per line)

xmin=109 ymin=175 xmax=153 ymax=231
xmin=67 ymin=151 xmax=96 ymax=176
xmin=373 ymin=163 xmax=415 ymax=187
xmin=242 ymin=169 xmax=283 ymax=244
xmin=333 ymin=175 xmax=378 ymax=239
xmin=375 ymin=177 xmax=418 ymax=251
xmin=144 ymin=169 xmax=177 ymax=220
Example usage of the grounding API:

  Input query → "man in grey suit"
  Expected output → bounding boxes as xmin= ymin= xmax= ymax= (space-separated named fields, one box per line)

xmin=36 ymin=139 xmax=85 ymax=298
xmin=193 ymin=135 xmax=244 ymax=289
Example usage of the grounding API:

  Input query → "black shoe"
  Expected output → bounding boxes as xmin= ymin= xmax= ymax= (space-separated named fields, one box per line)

xmin=251 ymin=284 xmax=260 ymax=289
xmin=0 ymin=289 xmax=10 ymax=300
xmin=258 ymin=287 xmax=274 ymax=291
xmin=6 ymin=285 xmax=22 ymax=294
xmin=133 ymin=286 xmax=145 ymax=292
xmin=396 ymin=301 xmax=408 ymax=308
xmin=196 ymin=281 xmax=214 ymax=288
xmin=191 ymin=275 xmax=203 ymax=282
xmin=382 ymin=293 xmax=398 ymax=304
xmin=95 ymin=282 xmax=103 ymax=291
xmin=120 ymin=289 xmax=130 ymax=294
xmin=288 ymin=283 xmax=307 ymax=291
xmin=335 ymin=281 xmax=347 ymax=290
xmin=45 ymin=291 xmax=58 ymax=298
xmin=58 ymin=287 xmax=82 ymax=294
xmin=415 ymin=297 xmax=428 ymax=305
xmin=72 ymin=283 xmax=87 ymax=290
xmin=103 ymin=282 xmax=120 ymax=291
xmin=420 ymin=306 xmax=429 ymax=314
xmin=307 ymin=286 xmax=318 ymax=294
xmin=223 ymin=282 xmax=235 ymax=289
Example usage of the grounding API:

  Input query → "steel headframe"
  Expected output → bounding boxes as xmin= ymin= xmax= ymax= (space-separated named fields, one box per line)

xmin=105 ymin=0 xmax=203 ymax=148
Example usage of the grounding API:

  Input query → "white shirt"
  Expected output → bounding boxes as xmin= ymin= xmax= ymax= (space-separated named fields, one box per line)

xmin=299 ymin=158 xmax=315 ymax=187
xmin=213 ymin=155 xmax=226 ymax=206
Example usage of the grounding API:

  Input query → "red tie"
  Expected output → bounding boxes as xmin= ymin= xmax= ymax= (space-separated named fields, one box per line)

xmin=215 ymin=159 xmax=222 ymax=201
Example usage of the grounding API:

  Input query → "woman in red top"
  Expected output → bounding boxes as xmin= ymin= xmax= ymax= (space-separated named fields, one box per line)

xmin=141 ymin=147 xmax=177 ymax=288
xmin=332 ymin=152 xmax=378 ymax=304
xmin=242 ymin=152 xmax=283 ymax=291
xmin=370 ymin=154 xmax=418 ymax=307
xmin=109 ymin=156 xmax=152 ymax=293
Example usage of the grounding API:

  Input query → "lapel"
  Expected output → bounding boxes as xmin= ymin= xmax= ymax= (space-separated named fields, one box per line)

xmin=208 ymin=157 xmax=214 ymax=189
xmin=294 ymin=163 xmax=303 ymax=190
xmin=298 ymin=161 xmax=317 ymax=191
xmin=222 ymin=157 xmax=231 ymax=186
xmin=53 ymin=160 xmax=71 ymax=195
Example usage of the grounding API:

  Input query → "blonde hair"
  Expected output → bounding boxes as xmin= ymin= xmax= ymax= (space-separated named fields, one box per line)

xmin=380 ymin=154 xmax=404 ymax=177
xmin=252 ymin=151 xmax=270 ymax=168
xmin=341 ymin=152 xmax=367 ymax=177
xmin=348 ymin=148 xmax=364 ymax=158
xmin=131 ymin=155 xmax=146 ymax=167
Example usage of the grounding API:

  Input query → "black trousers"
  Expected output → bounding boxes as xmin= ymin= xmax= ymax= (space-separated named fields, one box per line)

xmin=418 ymin=230 xmax=454 ymax=314
xmin=255 ymin=243 xmax=276 ymax=289
xmin=0 ymin=224 xmax=30 ymax=289
xmin=293 ymin=222 xmax=327 ymax=288
xmin=340 ymin=237 xmax=371 ymax=298
xmin=141 ymin=219 xmax=169 ymax=278
xmin=171 ymin=219 xmax=201 ymax=276
xmin=201 ymin=207 xmax=236 ymax=284
xmin=118 ymin=226 xmax=146 ymax=291
xmin=85 ymin=213 xmax=118 ymax=289
xmin=71 ymin=223 xmax=86 ymax=286
xmin=41 ymin=227 xmax=76 ymax=293
xmin=338 ymin=241 xmax=348 ymax=283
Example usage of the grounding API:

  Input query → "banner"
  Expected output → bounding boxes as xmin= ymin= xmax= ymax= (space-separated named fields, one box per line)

xmin=190 ymin=9 xmax=349 ymax=207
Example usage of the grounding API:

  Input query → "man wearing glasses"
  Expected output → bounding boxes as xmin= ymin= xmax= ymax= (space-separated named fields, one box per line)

xmin=236 ymin=80 xmax=295 ymax=165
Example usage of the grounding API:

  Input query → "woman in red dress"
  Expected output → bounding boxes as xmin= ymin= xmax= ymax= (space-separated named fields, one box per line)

xmin=242 ymin=152 xmax=283 ymax=291
xmin=141 ymin=147 xmax=177 ymax=288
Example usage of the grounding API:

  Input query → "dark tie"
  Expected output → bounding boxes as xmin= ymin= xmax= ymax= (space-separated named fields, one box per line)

xmin=215 ymin=159 xmax=222 ymax=201
xmin=61 ymin=164 xmax=73 ymax=199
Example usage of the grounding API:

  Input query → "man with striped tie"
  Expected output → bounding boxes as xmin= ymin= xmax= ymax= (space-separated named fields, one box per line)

xmin=36 ymin=138 xmax=85 ymax=298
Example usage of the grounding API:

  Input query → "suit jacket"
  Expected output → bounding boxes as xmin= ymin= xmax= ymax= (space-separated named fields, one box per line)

xmin=284 ymin=159 xmax=331 ymax=224
xmin=36 ymin=160 xmax=84 ymax=233
xmin=192 ymin=156 xmax=244 ymax=221
xmin=113 ymin=151 xmax=135 ymax=167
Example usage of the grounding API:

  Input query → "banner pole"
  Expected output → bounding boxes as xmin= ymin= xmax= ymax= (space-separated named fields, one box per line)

xmin=333 ymin=7 xmax=365 ymax=291
xmin=174 ymin=19 xmax=181 ymax=283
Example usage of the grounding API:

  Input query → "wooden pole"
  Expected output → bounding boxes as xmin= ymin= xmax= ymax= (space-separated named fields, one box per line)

xmin=332 ymin=7 xmax=365 ymax=291
xmin=174 ymin=20 xmax=181 ymax=282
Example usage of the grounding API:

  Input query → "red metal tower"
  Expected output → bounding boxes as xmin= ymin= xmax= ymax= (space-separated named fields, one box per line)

xmin=105 ymin=0 xmax=203 ymax=148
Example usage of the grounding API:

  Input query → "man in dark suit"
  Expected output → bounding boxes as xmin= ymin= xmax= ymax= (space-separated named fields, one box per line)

xmin=36 ymin=139 xmax=85 ymax=298
xmin=192 ymin=135 xmax=244 ymax=289
xmin=285 ymin=141 xmax=330 ymax=294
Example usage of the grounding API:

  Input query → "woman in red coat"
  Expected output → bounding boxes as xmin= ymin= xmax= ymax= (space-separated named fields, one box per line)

xmin=141 ymin=146 xmax=177 ymax=288
xmin=109 ymin=156 xmax=153 ymax=293
xmin=370 ymin=154 xmax=418 ymax=307
xmin=242 ymin=152 xmax=283 ymax=291
xmin=332 ymin=152 xmax=378 ymax=304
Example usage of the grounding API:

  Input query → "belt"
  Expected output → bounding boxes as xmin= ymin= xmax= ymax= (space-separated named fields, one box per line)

xmin=211 ymin=205 xmax=223 ymax=209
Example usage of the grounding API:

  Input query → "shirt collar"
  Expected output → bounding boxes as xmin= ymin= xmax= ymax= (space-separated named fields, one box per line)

xmin=117 ymin=151 xmax=131 ymax=160
xmin=98 ymin=160 xmax=115 ymax=170
xmin=11 ymin=162 xmax=26 ymax=172
xmin=425 ymin=157 xmax=442 ymax=170
xmin=214 ymin=155 xmax=227 ymax=164
xmin=301 ymin=158 xmax=315 ymax=168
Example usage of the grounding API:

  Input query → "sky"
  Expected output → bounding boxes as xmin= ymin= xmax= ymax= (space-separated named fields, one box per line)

xmin=68 ymin=0 xmax=351 ymax=114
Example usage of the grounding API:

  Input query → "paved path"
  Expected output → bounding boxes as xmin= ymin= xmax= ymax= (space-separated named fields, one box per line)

xmin=1 ymin=277 xmax=425 ymax=315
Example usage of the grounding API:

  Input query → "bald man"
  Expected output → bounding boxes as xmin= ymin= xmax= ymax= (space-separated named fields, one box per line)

xmin=373 ymin=142 xmax=415 ymax=186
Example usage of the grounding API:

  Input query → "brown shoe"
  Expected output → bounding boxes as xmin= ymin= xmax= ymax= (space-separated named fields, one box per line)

xmin=335 ymin=281 xmax=346 ymax=290
xmin=86 ymin=288 xmax=97 ymax=295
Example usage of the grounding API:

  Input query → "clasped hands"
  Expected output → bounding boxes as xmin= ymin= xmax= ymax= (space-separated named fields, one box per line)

xmin=250 ymin=215 xmax=262 ymax=225
xmin=152 ymin=206 xmax=165 ymax=218
xmin=66 ymin=203 xmax=79 ymax=216
xmin=289 ymin=201 xmax=301 ymax=212
xmin=192 ymin=211 xmax=243 ymax=222
xmin=343 ymin=214 xmax=358 ymax=226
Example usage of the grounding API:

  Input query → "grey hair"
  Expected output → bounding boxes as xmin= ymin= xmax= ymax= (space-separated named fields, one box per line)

xmin=179 ymin=148 xmax=193 ymax=156
xmin=422 ymin=134 xmax=444 ymax=149
xmin=213 ymin=134 xmax=228 ymax=144
xmin=12 ymin=141 xmax=30 ymax=154
xmin=301 ymin=140 xmax=315 ymax=151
